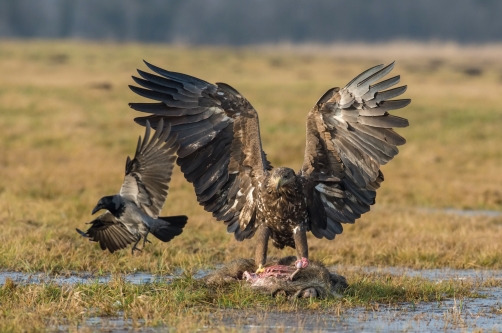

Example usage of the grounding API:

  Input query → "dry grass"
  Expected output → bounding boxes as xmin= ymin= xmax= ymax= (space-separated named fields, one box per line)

xmin=1 ymin=40 xmax=501 ymax=274
xmin=0 ymin=40 xmax=502 ymax=331
xmin=0 ymin=270 xmax=490 ymax=332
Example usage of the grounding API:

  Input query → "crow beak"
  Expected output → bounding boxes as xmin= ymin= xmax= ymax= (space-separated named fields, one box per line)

xmin=91 ymin=204 xmax=103 ymax=215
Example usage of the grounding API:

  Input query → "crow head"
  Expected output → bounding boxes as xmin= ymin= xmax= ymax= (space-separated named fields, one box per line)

xmin=92 ymin=195 xmax=122 ymax=216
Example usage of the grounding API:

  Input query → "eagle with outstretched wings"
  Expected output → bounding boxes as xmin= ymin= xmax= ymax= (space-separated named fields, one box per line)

xmin=128 ymin=61 xmax=409 ymax=273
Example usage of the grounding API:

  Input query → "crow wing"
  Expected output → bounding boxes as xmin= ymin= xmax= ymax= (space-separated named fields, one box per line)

xmin=301 ymin=62 xmax=410 ymax=240
xmin=76 ymin=212 xmax=138 ymax=253
xmin=129 ymin=61 xmax=271 ymax=240
xmin=119 ymin=118 xmax=179 ymax=218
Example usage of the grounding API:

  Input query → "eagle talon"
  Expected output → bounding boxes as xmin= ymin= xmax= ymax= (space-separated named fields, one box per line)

xmin=255 ymin=264 xmax=266 ymax=274
xmin=295 ymin=257 xmax=309 ymax=269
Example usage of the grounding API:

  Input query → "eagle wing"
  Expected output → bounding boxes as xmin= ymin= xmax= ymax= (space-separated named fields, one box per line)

xmin=128 ymin=61 xmax=271 ymax=240
xmin=76 ymin=212 xmax=139 ymax=253
xmin=301 ymin=62 xmax=410 ymax=239
xmin=119 ymin=118 xmax=179 ymax=218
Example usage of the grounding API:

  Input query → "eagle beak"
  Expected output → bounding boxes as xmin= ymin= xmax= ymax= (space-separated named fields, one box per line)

xmin=274 ymin=177 xmax=287 ymax=193
xmin=91 ymin=204 xmax=103 ymax=215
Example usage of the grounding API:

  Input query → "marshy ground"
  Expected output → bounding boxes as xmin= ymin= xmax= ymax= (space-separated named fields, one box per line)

xmin=0 ymin=41 xmax=501 ymax=331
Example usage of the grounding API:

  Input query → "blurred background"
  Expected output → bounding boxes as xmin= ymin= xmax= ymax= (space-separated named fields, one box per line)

xmin=1 ymin=0 xmax=501 ymax=44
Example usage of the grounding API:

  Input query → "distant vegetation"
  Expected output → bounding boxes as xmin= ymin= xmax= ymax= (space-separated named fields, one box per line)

xmin=1 ymin=0 xmax=502 ymax=44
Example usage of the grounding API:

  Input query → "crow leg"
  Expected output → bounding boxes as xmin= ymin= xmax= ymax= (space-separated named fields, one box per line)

xmin=254 ymin=224 xmax=271 ymax=273
xmin=141 ymin=230 xmax=150 ymax=250
xmin=131 ymin=236 xmax=142 ymax=254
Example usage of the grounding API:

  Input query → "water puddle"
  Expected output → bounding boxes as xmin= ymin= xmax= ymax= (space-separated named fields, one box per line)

xmin=50 ymin=292 xmax=502 ymax=333
xmin=2 ymin=266 xmax=501 ymax=332
xmin=203 ymin=267 xmax=502 ymax=332
xmin=3 ymin=267 xmax=498 ymax=287
xmin=419 ymin=207 xmax=502 ymax=218
xmin=207 ymin=289 xmax=502 ymax=332
xmin=4 ymin=206 xmax=501 ymax=331
xmin=372 ymin=205 xmax=502 ymax=218
xmin=206 ymin=291 xmax=502 ymax=332
xmin=339 ymin=266 xmax=502 ymax=282
xmin=51 ymin=312 xmax=161 ymax=333
xmin=0 ymin=271 xmax=174 ymax=286
xmin=0 ymin=268 xmax=217 ymax=287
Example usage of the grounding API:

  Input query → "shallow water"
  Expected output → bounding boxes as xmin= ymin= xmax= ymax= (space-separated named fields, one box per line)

xmin=209 ymin=290 xmax=502 ymax=332
xmin=0 ymin=271 xmax=174 ymax=286
xmin=420 ymin=207 xmax=502 ymax=218
xmin=72 ymin=290 xmax=502 ymax=333
xmin=2 ymin=266 xmax=499 ymax=287
xmin=3 ymin=207 xmax=502 ymax=333
xmin=2 ymin=266 xmax=501 ymax=332
xmin=341 ymin=266 xmax=502 ymax=282
xmin=0 ymin=268 xmax=215 ymax=286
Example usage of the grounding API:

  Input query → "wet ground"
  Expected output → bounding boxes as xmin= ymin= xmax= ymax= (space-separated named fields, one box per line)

xmin=0 ymin=271 xmax=172 ymax=286
xmin=418 ymin=207 xmax=502 ymax=218
xmin=2 ymin=207 xmax=502 ymax=332
xmin=208 ymin=291 xmax=502 ymax=332
xmin=1 ymin=266 xmax=501 ymax=332
xmin=0 ymin=269 xmax=210 ymax=286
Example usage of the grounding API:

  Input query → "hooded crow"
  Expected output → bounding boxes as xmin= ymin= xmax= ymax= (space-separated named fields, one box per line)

xmin=76 ymin=119 xmax=188 ymax=254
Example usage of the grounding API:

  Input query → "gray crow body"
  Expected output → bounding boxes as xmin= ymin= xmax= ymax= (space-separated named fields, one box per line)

xmin=77 ymin=119 xmax=187 ymax=254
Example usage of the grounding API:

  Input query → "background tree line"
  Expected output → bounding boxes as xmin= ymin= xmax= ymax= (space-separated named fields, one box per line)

xmin=0 ymin=0 xmax=500 ymax=44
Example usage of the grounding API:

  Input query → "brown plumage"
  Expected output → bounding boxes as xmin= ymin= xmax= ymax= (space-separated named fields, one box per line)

xmin=128 ymin=61 xmax=410 ymax=271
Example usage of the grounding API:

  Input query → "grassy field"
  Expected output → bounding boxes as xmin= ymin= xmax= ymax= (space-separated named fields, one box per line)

xmin=0 ymin=40 xmax=501 ymax=331
xmin=2 ymin=270 xmax=496 ymax=332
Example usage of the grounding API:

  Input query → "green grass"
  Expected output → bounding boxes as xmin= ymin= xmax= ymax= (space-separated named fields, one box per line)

xmin=0 ymin=270 xmax=492 ymax=332
xmin=1 ymin=40 xmax=502 ymax=331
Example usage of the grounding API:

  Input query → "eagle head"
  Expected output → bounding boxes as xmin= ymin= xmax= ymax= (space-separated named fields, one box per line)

xmin=269 ymin=167 xmax=296 ymax=195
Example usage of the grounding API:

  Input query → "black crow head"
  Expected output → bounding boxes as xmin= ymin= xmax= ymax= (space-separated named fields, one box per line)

xmin=92 ymin=195 xmax=121 ymax=215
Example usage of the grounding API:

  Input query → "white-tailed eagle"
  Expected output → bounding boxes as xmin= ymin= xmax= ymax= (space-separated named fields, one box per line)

xmin=128 ymin=62 xmax=409 ymax=272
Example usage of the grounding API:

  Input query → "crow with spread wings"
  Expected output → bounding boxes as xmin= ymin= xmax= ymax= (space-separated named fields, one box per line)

xmin=128 ymin=61 xmax=410 ymax=275
xmin=77 ymin=119 xmax=187 ymax=254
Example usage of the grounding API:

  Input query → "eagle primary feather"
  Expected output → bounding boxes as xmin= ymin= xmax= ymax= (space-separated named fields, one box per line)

xmin=129 ymin=61 xmax=410 ymax=270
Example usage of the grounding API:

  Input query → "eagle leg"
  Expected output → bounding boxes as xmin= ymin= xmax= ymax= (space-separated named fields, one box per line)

xmin=254 ymin=224 xmax=271 ymax=273
xmin=289 ymin=225 xmax=309 ymax=280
